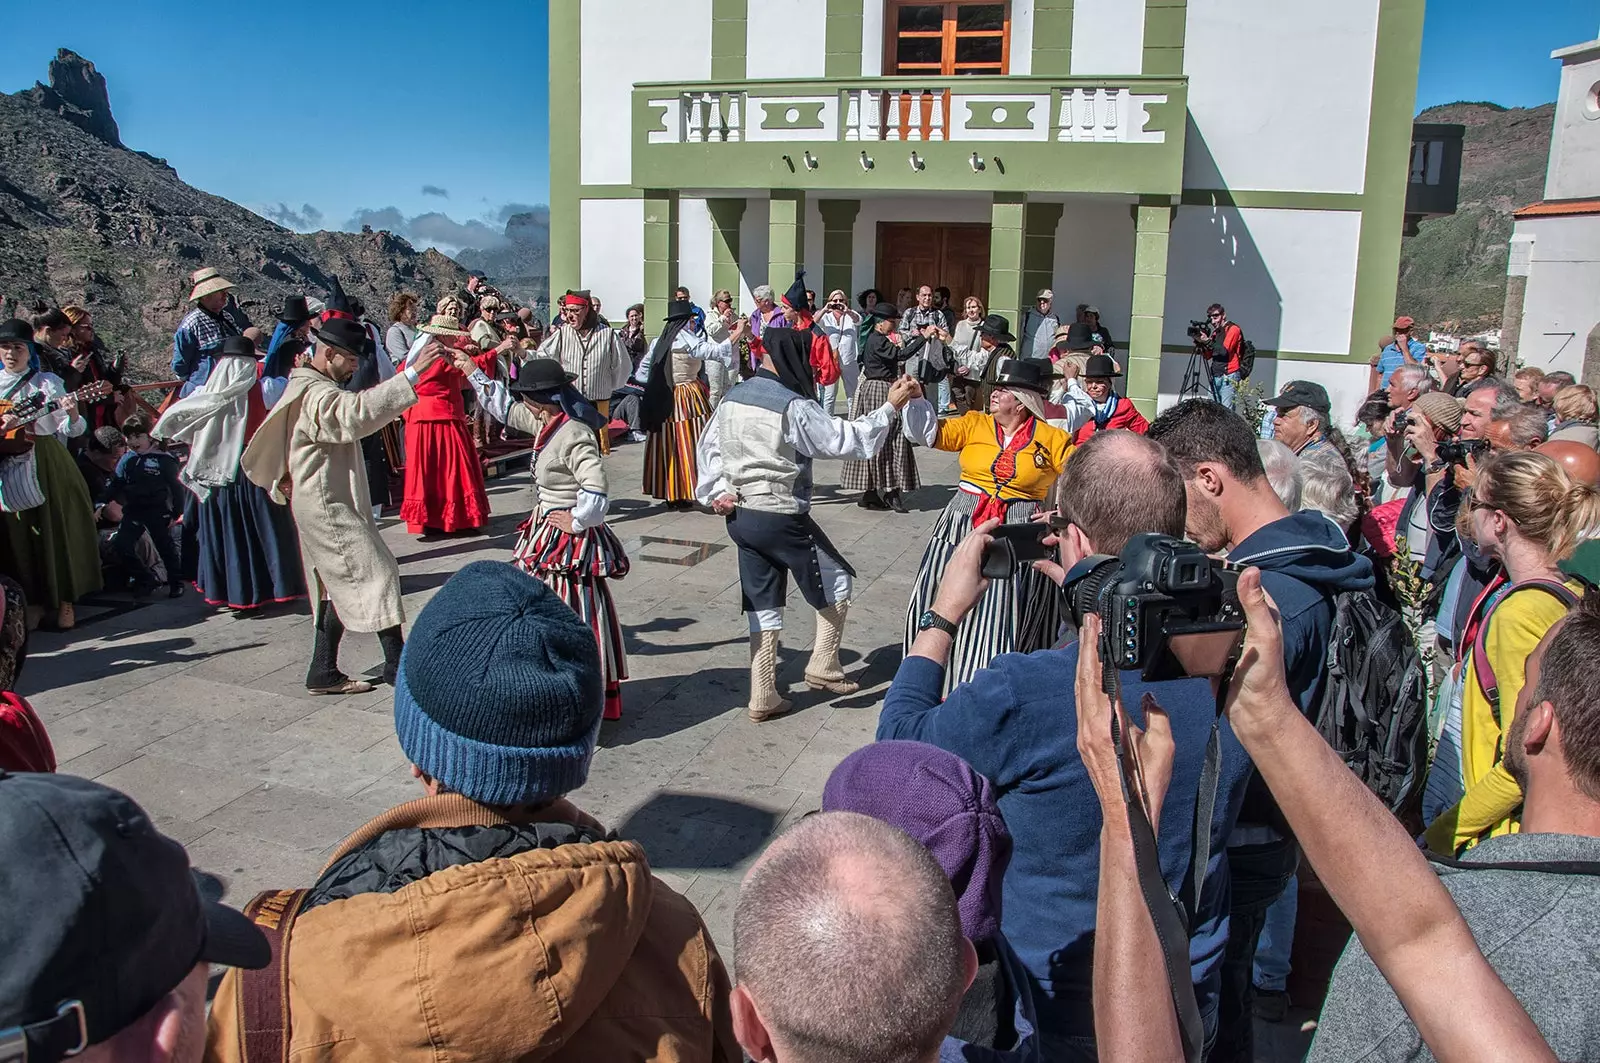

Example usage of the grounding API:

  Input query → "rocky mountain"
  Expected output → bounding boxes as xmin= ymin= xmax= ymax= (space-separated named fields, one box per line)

xmin=455 ymin=207 xmax=550 ymax=314
xmin=0 ymin=50 xmax=472 ymax=378
xmin=1398 ymin=101 xmax=1554 ymax=334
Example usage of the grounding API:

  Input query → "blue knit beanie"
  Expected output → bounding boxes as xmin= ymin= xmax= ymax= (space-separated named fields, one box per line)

xmin=394 ymin=561 xmax=604 ymax=806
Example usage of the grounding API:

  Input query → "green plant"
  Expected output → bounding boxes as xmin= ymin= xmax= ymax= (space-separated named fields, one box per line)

xmin=1232 ymin=378 xmax=1268 ymax=433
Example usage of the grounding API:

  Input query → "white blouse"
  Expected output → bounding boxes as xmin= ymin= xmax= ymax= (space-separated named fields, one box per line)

xmin=0 ymin=368 xmax=84 ymax=443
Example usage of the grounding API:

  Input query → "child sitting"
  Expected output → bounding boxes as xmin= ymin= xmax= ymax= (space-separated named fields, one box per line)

xmin=112 ymin=416 xmax=185 ymax=598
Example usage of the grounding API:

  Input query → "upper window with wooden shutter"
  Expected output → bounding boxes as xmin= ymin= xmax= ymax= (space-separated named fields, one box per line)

xmin=886 ymin=2 xmax=1010 ymax=77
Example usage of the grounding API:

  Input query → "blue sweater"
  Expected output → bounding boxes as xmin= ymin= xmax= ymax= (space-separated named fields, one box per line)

xmin=878 ymin=644 xmax=1253 ymax=1047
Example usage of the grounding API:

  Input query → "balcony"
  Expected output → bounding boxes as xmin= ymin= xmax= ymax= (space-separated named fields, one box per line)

xmin=1403 ymin=122 xmax=1465 ymax=234
xmin=630 ymin=76 xmax=1187 ymax=197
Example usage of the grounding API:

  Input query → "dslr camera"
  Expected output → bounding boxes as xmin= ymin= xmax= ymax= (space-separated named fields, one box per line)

xmin=1063 ymin=533 xmax=1245 ymax=682
xmin=1434 ymin=437 xmax=1490 ymax=469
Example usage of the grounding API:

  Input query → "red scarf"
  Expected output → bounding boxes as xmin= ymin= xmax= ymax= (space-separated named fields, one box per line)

xmin=972 ymin=417 xmax=1036 ymax=526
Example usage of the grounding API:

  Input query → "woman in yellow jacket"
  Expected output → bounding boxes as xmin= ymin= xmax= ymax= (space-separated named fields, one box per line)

xmin=1425 ymin=450 xmax=1600 ymax=853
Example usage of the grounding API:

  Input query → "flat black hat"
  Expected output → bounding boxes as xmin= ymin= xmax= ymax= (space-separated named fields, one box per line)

xmin=975 ymin=314 xmax=1015 ymax=343
xmin=1265 ymin=380 xmax=1331 ymax=413
xmin=0 ymin=318 xmax=32 ymax=344
xmin=990 ymin=357 xmax=1050 ymax=394
xmin=664 ymin=299 xmax=695 ymax=322
xmin=866 ymin=301 xmax=899 ymax=323
xmin=316 ymin=318 xmax=372 ymax=357
xmin=218 ymin=335 xmax=258 ymax=359
xmin=1083 ymin=353 xmax=1122 ymax=379
xmin=0 ymin=772 xmax=269 ymax=1062
xmin=276 ymin=295 xmax=313 ymax=326
xmin=509 ymin=357 xmax=577 ymax=396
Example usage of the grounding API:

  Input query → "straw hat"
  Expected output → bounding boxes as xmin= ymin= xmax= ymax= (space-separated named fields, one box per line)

xmin=419 ymin=314 xmax=471 ymax=338
xmin=189 ymin=269 xmax=235 ymax=302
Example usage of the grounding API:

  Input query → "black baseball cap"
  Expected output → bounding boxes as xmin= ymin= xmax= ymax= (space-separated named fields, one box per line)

xmin=1265 ymin=380 xmax=1331 ymax=414
xmin=0 ymin=772 xmax=270 ymax=1061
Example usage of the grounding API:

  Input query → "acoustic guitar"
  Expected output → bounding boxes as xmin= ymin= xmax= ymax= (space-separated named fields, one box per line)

xmin=0 ymin=380 xmax=113 ymax=455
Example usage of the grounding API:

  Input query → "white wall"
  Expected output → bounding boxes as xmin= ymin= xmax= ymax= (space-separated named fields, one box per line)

xmin=679 ymin=197 xmax=715 ymax=306
xmin=1070 ymin=0 xmax=1145 ymax=76
xmin=1547 ymin=47 xmax=1600 ymax=200
xmin=1052 ymin=196 xmax=1135 ymax=344
xmin=1009 ymin=0 xmax=1034 ymax=75
xmin=862 ymin=0 xmax=884 ymax=77
xmin=1165 ymin=205 xmax=1361 ymax=356
xmin=580 ymin=0 xmax=713 ymax=186
xmin=749 ymin=0 xmax=828 ymax=78
xmin=1516 ymin=214 xmax=1600 ymax=376
xmin=580 ymin=199 xmax=645 ymax=307
xmin=1182 ymin=0 xmax=1379 ymax=194
xmin=739 ymin=196 xmax=771 ymax=311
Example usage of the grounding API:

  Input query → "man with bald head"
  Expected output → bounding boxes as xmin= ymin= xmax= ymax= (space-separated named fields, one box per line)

xmin=732 ymin=811 xmax=978 ymax=1063
xmin=1540 ymin=439 xmax=1600 ymax=487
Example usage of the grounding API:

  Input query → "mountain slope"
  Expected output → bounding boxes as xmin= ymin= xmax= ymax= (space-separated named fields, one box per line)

xmin=1397 ymin=102 xmax=1554 ymax=333
xmin=0 ymin=49 xmax=471 ymax=377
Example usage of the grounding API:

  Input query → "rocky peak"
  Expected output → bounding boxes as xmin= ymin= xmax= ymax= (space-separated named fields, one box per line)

xmin=26 ymin=48 xmax=121 ymax=148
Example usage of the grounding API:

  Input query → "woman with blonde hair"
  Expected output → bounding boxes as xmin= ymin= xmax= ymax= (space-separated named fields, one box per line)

xmin=1548 ymin=384 xmax=1598 ymax=448
xmin=1425 ymin=450 xmax=1600 ymax=853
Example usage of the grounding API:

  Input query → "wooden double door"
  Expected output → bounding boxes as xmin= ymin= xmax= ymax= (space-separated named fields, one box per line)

xmin=875 ymin=222 xmax=991 ymax=309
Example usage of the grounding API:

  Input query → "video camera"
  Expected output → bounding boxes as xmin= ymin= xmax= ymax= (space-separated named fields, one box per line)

xmin=1186 ymin=319 xmax=1216 ymax=348
xmin=1434 ymin=437 xmax=1490 ymax=469
xmin=1062 ymin=533 xmax=1245 ymax=683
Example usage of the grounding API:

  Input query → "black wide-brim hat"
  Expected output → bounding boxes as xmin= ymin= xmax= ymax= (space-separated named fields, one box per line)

xmin=277 ymin=295 xmax=313 ymax=326
xmin=0 ymin=318 xmax=32 ymax=344
xmin=866 ymin=302 xmax=899 ymax=323
xmin=990 ymin=357 xmax=1050 ymax=394
xmin=316 ymin=318 xmax=372 ymax=357
xmin=976 ymin=314 xmax=1015 ymax=343
xmin=664 ymin=299 xmax=695 ymax=322
xmin=509 ymin=357 xmax=577 ymax=396
xmin=1083 ymin=353 xmax=1122 ymax=378
xmin=218 ymin=335 xmax=259 ymax=359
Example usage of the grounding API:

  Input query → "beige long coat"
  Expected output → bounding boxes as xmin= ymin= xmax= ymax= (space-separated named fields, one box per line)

xmin=242 ymin=367 xmax=417 ymax=632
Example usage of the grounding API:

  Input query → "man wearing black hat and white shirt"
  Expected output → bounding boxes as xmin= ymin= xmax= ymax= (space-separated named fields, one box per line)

xmin=243 ymin=318 xmax=446 ymax=694
xmin=0 ymin=770 xmax=270 ymax=1063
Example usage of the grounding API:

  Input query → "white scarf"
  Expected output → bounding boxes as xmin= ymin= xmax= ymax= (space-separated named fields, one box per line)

xmin=153 ymin=354 xmax=258 ymax=501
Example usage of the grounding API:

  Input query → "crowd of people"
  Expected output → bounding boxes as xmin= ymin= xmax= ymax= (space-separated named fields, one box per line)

xmin=3 ymin=267 xmax=1598 ymax=1063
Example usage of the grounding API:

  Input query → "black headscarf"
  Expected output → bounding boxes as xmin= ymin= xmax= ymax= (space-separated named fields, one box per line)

xmin=522 ymin=384 xmax=608 ymax=432
xmin=640 ymin=316 xmax=692 ymax=432
xmin=760 ymin=327 xmax=815 ymax=398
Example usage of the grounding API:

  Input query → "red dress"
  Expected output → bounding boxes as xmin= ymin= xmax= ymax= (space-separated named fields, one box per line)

xmin=1072 ymin=396 xmax=1150 ymax=445
xmin=400 ymin=346 xmax=495 ymax=534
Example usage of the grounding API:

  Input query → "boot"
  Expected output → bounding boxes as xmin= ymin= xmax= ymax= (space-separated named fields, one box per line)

xmin=306 ymin=601 xmax=373 ymax=695
xmin=747 ymin=629 xmax=792 ymax=722
xmin=886 ymin=490 xmax=907 ymax=514
xmin=378 ymin=625 xmax=405 ymax=687
xmin=805 ymin=602 xmax=859 ymax=694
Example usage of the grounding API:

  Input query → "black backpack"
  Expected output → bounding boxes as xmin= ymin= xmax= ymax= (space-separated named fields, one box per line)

xmin=1237 ymin=337 xmax=1257 ymax=380
xmin=1313 ymin=590 xmax=1429 ymax=822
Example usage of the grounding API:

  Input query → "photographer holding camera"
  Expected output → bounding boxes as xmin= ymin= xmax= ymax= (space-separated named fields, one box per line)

xmin=878 ymin=430 xmax=1256 ymax=1059
xmin=1193 ymin=304 xmax=1245 ymax=407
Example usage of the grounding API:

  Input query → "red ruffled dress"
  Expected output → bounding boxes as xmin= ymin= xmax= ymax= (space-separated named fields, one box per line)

xmin=400 ymin=344 xmax=495 ymax=535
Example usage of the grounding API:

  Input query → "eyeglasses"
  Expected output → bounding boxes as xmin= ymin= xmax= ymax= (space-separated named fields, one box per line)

xmin=1464 ymin=361 xmax=1489 ymax=370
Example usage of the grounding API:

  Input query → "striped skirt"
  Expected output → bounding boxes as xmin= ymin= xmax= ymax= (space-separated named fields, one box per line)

xmin=840 ymin=378 xmax=919 ymax=495
xmin=513 ymin=515 xmax=630 ymax=720
xmin=902 ymin=490 xmax=1062 ymax=695
xmin=643 ymin=381 xmax=710 ymax=503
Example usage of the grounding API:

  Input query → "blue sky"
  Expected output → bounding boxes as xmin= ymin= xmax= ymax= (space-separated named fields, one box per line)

xmin=0 ymin=0 xmax=1587 ymax=253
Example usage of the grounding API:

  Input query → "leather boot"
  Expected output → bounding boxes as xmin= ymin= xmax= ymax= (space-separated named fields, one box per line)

xmin=306 ymin=601 xmax=373 ymax=695
xmin=805 ymin=602 xmax=859 ymax=694
xmin=747 ymin=629 xmax=792 ymax=722
xmin=378 ymin=625 xmax=405 ymax=686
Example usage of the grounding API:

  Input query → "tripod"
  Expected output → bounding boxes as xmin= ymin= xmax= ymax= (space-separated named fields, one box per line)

xmin=1178 ymin=343 xmax=1216 ymax=401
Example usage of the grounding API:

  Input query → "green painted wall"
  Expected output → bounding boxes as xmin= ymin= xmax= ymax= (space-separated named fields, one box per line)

xmin=711 ymin=0 xmax=748 ymax=80
xmin=643 ymin=190 xmax=679 ymax=325
xmin=548 ymin=2 xmax=581 ymax=304
xmin=819 ymin=199 xmax=861 ymax=300
xmin=824 ymin=0 xmax=863 ymax=77
xmin=708 ymin=198 xmax=748 ymax=311
xmin=1142 ymin=0 xmax=1187 ymax=76
xmin=988 ymin=194 xmax=1027 ymax=330
xmin=1032 ymin=0 xmax=1074 ymax=76
xmin=769 ymin=190 xmax=806 ymax=290
xmin=1021 ymin=201 xmax=1065 ymax=316
xmin=1127 ymin=198 xmax=1174 ymax=416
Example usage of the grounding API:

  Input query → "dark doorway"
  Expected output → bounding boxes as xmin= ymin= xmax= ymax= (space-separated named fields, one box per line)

xmin=876 ymin=222 xmax=991 ymax=308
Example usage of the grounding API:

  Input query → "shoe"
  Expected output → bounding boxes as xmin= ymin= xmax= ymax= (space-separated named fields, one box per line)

xmin=55 ymin=602 xmax=75 ymax=631
xmin=129 ymin=577 xmax=156 ymax=599
xmin=629 ymin=431 xmax=649 ymax=443
xmin=1253 ymin=988 xmax=1289 ymax=1023
xmin=747 ymin=630 xmax=794 ymax=721
xmin=307 ymin=677 xmax=376 ymax=696
xmin=857 ymin=491 xmax=886 ymax=510
xmin=886 ymin=491 xmax=907 ymax=513
xmin=167 ymin=582 xmax=185 ymax=599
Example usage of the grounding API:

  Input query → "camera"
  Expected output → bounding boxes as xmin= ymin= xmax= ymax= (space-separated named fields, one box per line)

xmin=1186 ymin=319 xmax=1216 ymax=346
xmin=1435 ymin=437 xmax=1490 ymax=469
xmin=1063 ymin=533 xmax=1245 ymax=682
xmin=1393 ymin=410 xmax=1410 ymax=434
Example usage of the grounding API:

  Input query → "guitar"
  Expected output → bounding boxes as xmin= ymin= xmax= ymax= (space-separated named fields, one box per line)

xmin=0 ymin=380 xmax=114 ymax=456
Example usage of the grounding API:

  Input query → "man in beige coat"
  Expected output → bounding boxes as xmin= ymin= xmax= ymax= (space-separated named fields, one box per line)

xmin=242 ymin=318 xmax=445 ymax=694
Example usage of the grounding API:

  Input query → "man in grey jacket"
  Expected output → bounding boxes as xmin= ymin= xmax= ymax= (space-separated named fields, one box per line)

xmin=1311 ymin=594 xmax=1600 ymax=1062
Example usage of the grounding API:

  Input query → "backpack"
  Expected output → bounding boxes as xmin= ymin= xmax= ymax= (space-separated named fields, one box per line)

xmin=1313 ymin=590 xmax=1430 ymax=821
xmin=1237 ymin=337 xmax=1257 ymax=380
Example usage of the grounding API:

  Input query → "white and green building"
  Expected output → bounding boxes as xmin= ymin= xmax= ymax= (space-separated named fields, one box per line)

xmin=548 ymin=0 xmax=1434 ymax=417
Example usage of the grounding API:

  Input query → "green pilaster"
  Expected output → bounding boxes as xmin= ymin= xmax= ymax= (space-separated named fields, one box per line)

xmin=1142 ymin=0 xmax=1188 ymax=76
xmin=818 ymin=199 xmax=860 ymax=301
xmin=548 ymin=2 xmax=581 ymax=305
xmin=989 ymin=193 xmax=1027 ymax=329
xmin=707 ymin=198 xmax=747 ymax=311
xmin=824 ymin=0 xmax=863 ymax=77
xmin=643 ymin=189 xmax=680 ymax=326
xmin=1350 ymin=0 xmax=1426 ymax=361
xmin=1021 ymin=201 xmax=1065 ymax=315
xmin=1031 ymin=0 xmax=1074 ymax=76
xmin=1127 ymin=197 xmax=1173 ymax=417
xmin=769 ymin=190 xmax=806 ymax=289
xmin=711 ymin=0 xmax=748 ymax=80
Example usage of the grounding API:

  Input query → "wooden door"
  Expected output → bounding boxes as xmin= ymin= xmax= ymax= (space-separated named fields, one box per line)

xmin=875 ymin=222 xmax=990 ymax=309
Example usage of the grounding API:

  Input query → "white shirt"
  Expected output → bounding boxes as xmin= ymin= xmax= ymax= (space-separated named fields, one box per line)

xmin=464 ymin=368 xmax=607 ymax=531
xmin=632 ymin=326 xmax=734 ymax=386
xmin=818 ymin=309 xmax=861 ymax=367
xmin=0 ymin=368 xmax=83 ymax=442
xmin=695 ymin=396 xmax=898 ymax=506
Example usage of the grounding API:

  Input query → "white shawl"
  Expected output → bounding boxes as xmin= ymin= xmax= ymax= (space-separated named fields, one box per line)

xmin=153 ymin=354 xmax=258 ymax=501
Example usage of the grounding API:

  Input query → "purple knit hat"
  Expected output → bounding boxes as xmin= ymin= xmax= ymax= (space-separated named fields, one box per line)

xmin=822 ymin=740 xmax=1012 ymax=943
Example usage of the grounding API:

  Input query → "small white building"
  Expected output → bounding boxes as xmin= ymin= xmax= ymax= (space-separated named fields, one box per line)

xmin=549 ymin=0 xmax=1435 ymax=417
xmin=1505 ymin=34 xmax=1600 ymax=380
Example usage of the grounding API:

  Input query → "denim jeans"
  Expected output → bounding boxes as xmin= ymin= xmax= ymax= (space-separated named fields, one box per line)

xmin=1212 ymin=835 xmax=1299 ymax=1063
xmin=1252 ymin=875 xmax=1298 ymax=993
xmin=1211 ymin=370 xmax=1241 ymax=409
xmin=937 ymin=376 xmax=953 ymax=411
xmin=816 ymin=380 xmax=841 ymax=414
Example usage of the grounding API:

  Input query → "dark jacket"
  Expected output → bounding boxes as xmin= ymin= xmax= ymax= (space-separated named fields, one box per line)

xmin=860 ymin=329 xmax=927 ymax=381
xmin=878 ymin=647 xmax=1253 ymax=1049
xmin=113 ymin=448 xmax=183 ymax=517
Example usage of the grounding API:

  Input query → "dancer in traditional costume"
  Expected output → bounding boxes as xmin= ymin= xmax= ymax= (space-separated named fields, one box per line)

xmin=900 ymin=357 xmax=1074 ymax=694
xmin=0 ymin=318 xmax=102 ymax=630
xmin=242 ymin=320 xmax=445 ymax=694
xmin=640 ymin=300 xmax=742 ymax=509
xmin=456 ymin=353 xmax=632 ymax=720
xmin=537 ymin=290 xmax=632 ymax=454
xmin=696 ymin=327 xmax=922 ymax=721
xmin=154 ymin=335 xmax=306 ymax=615
xmin=397 ymin=313 xmax=495 ymax=536
xmin=840 ymin=302 xmax=927 ymax=512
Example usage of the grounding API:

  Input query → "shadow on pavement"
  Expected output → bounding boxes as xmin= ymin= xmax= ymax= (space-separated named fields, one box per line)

xmin=614 ymin=791 xmax=781 ymax=873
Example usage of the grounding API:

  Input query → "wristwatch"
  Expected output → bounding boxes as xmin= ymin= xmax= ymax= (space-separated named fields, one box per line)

xmin=917 ymin=609 xmax=959 ymax=636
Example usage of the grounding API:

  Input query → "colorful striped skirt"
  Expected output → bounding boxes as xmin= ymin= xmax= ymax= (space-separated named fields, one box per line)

xmin=902 ymin=490 xmax=1061 ymax=695
xmin=512 ymin=515 xmax=631 ymax=719
xmin=643 ymin=381 xmax=711 ymax=503
xmin=840 ymin=377 xmax=919 ymax=495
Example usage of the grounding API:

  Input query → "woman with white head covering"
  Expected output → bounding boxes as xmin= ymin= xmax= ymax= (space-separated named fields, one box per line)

xmin=899 ymin=357 xmax=1075 ymax=693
